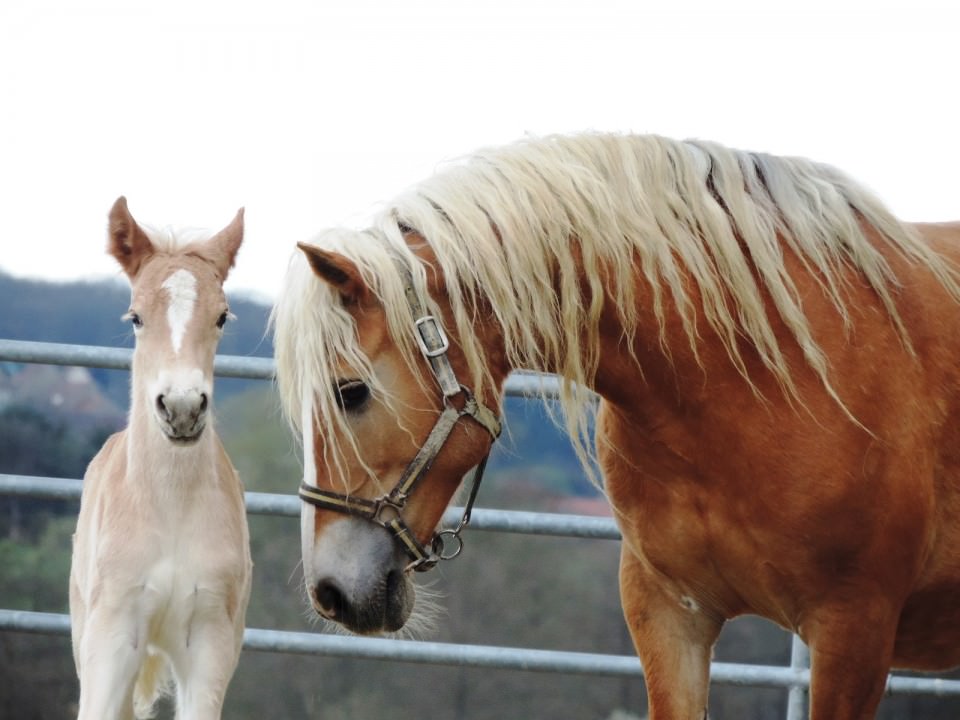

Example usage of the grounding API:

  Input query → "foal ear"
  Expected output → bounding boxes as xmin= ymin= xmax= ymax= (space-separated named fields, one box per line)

xmin=297 ymin=242 xmax=371 ymax=305
xmin=201 ymin=208 xmax=245 ymax=281
xmin=107 ymin=196 xmax=154 ymax=278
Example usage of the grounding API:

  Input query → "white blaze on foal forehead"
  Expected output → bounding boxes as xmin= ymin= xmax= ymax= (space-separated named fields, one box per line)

xmin=161 ymin=269 xmax=198 ymax=354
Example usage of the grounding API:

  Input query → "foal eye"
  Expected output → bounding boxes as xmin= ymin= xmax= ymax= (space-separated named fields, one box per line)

xmin=123 ymin=312 xmax=143 ymax=330
xmin=334 ymin=380 xmax=370 ymax=411
xmin=216 ymin=311 xmax=230 ymax=329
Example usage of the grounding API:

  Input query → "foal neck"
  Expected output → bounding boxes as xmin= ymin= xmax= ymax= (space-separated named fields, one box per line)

xmin=125 ymin=390 xmax=219 ymax=490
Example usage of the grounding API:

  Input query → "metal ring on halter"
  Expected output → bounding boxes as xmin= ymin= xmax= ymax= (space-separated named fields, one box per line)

xmin=431 ymin=528 xmax=465 ymax=561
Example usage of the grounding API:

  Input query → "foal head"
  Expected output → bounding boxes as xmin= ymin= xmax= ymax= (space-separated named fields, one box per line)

xmin=107 ymin=197 xmax=243 ymax=445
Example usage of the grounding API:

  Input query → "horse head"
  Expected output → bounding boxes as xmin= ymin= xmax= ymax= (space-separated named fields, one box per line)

xmin=289 ymin=234 xmax=503 ymax=634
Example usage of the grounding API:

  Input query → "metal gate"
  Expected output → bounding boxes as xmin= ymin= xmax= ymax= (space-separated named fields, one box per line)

xmin=2 ymin=338 xmax=959 ymax=719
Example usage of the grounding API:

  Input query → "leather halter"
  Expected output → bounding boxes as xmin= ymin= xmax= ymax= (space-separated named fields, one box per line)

xmin=298 ymin=255 xmax=502 ymax=572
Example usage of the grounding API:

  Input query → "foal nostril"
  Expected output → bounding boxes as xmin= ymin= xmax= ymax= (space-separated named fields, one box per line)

xmin=156 ymin=394 xmax=169 ymax=420
xmin=199 ymin=393 xmax=208 ymax=414
xmin=315 ymin=579 xmax=347 ymax=620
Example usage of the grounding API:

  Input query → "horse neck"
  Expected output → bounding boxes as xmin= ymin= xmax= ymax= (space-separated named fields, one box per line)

xmin=501 ymin=261 xmax=696 ymax=409
xmin=422 ymin=236 xmax=693 ymax=407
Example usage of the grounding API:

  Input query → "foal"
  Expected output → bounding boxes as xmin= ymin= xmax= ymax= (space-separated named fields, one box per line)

xmin=69 ymin=198 xmax=253 ymax=720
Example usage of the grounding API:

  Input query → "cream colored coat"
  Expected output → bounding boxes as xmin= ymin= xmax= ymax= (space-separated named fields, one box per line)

xmin=70 ymin=198 xmax=252 ymax=720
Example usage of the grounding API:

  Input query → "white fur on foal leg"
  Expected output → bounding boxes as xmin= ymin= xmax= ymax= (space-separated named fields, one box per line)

xmin=169 ymin=616 xmax=243 ymax=720
xmin=76 ymin=612 xmax=145 ymax=720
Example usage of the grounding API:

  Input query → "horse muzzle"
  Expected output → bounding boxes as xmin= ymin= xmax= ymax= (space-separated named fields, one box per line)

xmin=304 ymin=515 xmax=416 ymax=634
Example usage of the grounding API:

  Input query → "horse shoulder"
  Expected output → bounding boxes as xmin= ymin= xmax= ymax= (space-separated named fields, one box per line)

xmin=81 ymin=429 xmax=127 ymax=486
xmin=207 ymin=433 xmax=253 ymax=584
xmin=212 ymin=433 xmax=244 ymax=501
xmin=71 ymin=430 xmax=135 ymax=614
xmin=206 ymin=433 xmax=249 ymax=538
xmin=75 ymin=430 xmax=129 ymax=539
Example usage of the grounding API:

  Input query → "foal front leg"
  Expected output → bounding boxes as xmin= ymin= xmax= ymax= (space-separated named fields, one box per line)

xmin=75 ymin=604 xmax=147 ymax=720
xmin=170 ymin=612 xmax=245 ymax=720
xmin=619 ymin=547 xmax=723 ymax=720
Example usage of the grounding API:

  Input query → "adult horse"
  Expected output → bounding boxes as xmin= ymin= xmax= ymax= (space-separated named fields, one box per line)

xmin=272 ymin=133 xmax=960 ymax=719
xmin=70 ymin=198 xmax=252 ymax=720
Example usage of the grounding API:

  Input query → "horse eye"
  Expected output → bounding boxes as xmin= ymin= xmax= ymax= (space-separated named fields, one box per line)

xmin=334 ymin=380 xmax=369 ymax=411
xmin=124 ymin=312 xmax=143 ymax=329
xmin=216 ymin=311 xmax=230 ymax=329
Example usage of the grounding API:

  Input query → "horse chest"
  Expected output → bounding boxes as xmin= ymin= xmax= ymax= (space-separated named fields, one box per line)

xmin=140 ymin=553 xmax=229 ymax=621
xmin=604 ymin=452 xmax=790 ymax=619
xmin=121 ymin=540 xmax=240 ymax=661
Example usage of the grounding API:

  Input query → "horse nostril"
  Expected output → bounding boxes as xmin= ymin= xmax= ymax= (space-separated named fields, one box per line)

xmin=199 ymin=393 xmax=208 ymax=414
xmin=386 ymin=569 xmax=402 ymax=597
xmin=156 ymin=394 xmax=169 ymax=419
xmin=315 ymin=579 xmax=346 ymax=620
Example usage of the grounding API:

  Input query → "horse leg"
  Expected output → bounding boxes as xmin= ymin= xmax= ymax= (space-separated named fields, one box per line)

xmin=169 ymin=614 xmax=244 ymax=720
xmin=619 ymin=546 xmax=723 ymax=720
xmin=805 ymin=599 xmax=899 ymax=720
xmin=75 ymin=605 xmax=145 ymax=720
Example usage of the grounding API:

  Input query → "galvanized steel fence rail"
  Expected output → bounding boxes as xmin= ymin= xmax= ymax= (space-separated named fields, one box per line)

xmin=3 ymin=338 xmax=960 ymax=718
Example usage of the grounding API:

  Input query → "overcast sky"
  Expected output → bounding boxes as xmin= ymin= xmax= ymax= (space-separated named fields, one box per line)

xmin=1 ymin=0 xmax=957 ymax=301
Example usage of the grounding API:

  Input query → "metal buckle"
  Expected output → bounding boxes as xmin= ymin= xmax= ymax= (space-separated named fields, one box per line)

xmin=372 ymin=495 xmax=405 ymax=527
xmin=414 ymin=315 xmax=450 ymax=358
xmin=406 ymin=552 xmax=441 ymax=573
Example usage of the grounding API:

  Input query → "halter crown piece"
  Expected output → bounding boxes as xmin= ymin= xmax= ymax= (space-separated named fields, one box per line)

xmin=298 ymin=249 xmax=502 ymax=572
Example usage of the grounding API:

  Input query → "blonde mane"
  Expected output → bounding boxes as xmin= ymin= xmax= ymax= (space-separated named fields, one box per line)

xmin=272 ymin=133 xmax=959 ymax=479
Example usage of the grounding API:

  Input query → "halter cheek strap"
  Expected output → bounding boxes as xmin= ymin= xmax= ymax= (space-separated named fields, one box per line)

xmin=298 ymin=252 xmax=502 ymax=572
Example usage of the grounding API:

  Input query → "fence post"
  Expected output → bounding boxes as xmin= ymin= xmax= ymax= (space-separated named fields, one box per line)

xmin=785 ymin=634 xmax=809 ymax=720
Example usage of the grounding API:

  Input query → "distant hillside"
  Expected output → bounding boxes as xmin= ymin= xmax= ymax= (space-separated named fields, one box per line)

xmin=0 ymin=271 xmax=273 ymax=408
xmin=0 ymin=364 xmax=124 ymax=427
xmin=0 ymin=271 xmax=272 ymax=352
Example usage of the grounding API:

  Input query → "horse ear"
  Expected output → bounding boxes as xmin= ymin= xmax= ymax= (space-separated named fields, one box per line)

xmin=201 ymin=208 xmax=245 ymax=281
xmin=297 ymin=242 xmax=371 ymax=305
xmin=107 ymin=196 xmax=154 ymax=278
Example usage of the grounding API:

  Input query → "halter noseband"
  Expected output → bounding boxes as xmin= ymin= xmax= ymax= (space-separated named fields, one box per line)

xmin=298 ymin=255 xmax=502 ymax=572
